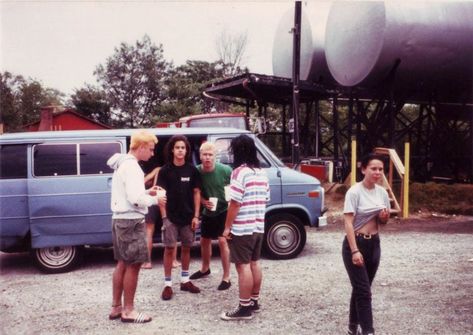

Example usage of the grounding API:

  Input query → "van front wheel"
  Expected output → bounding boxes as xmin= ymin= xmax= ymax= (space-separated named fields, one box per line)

xmin=263 ymin=213 xmax=306 ymax=259
xmin=32 ymin=246 xmax=83 ymax=274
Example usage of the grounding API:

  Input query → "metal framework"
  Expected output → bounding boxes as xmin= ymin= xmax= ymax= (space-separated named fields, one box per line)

xmin=203 ymin=72 xmax=473 ymax=183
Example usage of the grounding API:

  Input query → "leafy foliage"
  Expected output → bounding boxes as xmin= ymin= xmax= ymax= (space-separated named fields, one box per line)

xmin=94 ymin=35 xmax=170 ymax=128
xmin=70 ymin=85 xmax=112 ymax=126
xmin=0 ymin=71 xmax=65 ymax=132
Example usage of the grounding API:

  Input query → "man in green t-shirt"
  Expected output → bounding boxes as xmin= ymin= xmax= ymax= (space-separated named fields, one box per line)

xmin=190 ymin=142 xmax=232 ymax=290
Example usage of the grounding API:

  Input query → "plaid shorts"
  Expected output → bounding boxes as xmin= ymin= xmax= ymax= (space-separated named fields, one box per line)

xmin=112 ymin=218 xmax=148 ymax=264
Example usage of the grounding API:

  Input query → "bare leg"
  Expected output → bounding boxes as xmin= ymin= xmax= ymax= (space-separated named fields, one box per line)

xmin=172 ymin=245 xmax=180 ymax=268
xmin=111 ymin=260 xmax=126 ymax=314
xmin=163 ymin=246 xmax=175 ymax=278
xmin=218 ymin=236 xmax=231 ymax=281
xmin=250 ymin=260 xmax=262 ymax=296
xmin=122 ymin=263 xmax=142 ymax=316
xmin=235 ymin=263 xmax=253 ymax=301
xmin=181 ymin=245 xmax=191 ymax=272
xmin=142 ymin=223 xmax=155 ymax=269
xmin=200 ymin=237 xmax=212 ymax=272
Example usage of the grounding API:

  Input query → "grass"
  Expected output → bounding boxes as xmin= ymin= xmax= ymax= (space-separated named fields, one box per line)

xmin=409 ymin=182 xmax=473 ymax=215
xmin=328 ymin=182 xmax=473 ymax=216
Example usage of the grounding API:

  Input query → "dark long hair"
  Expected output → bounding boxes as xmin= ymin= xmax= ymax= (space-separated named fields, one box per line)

xmin=230 ymin=135 xmax=260 ymax=169
xmin=165 ymin=135 xmax=191 ymax=163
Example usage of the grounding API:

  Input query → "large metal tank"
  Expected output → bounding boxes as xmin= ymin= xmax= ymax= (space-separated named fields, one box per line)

xmin=324 ymin=1 xmax=473 ymax=103
xmin=272 ymin=2 xmax=335 ymax=86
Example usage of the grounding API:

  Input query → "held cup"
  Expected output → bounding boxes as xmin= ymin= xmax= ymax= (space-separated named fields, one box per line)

xmin=224 ymin=185 xmax=231 ymax=202
xmin=157 ymin=189 xmax=166 ymax=198
xmin=209 ymin=197 xmax=218 ymax=211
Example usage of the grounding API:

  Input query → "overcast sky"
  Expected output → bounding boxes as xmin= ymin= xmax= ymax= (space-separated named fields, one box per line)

xmin=1 ymin=1 xmax=292 ymax=96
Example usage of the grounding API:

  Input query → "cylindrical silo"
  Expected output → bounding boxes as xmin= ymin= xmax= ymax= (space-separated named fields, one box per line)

xmin=325 ymin=1 xmax=473 ymax=103
xmin=272 ymin=2 xmax=335 ymax=86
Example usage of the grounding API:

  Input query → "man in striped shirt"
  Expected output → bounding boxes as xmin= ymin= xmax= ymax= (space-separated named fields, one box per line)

xmin=221 ymin=135 xmax=270 ymax=321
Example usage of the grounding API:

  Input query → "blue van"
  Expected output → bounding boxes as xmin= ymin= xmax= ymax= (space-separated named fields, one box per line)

xmin=0 ymin=128 xmax=325 ymax=273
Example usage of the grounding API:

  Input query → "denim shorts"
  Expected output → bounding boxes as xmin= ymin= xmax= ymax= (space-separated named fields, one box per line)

xmin=112 ymin=218 xmax=148 ymax=264
xmin=161 ymin=218 xmax=195 ymax=247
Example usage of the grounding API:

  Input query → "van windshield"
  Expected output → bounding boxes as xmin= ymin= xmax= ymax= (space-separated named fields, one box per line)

xmin=255 ymin=137 xmax=285 ymax=167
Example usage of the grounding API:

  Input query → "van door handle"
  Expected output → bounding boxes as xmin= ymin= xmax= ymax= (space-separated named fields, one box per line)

xmin=107 ymin=178 xmax=113 ymax=188
xmin=277 ymin=171 xmax=281 ymax=178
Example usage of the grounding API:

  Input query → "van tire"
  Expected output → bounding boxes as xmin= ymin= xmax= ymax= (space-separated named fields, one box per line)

xmin=263 ymin=213 xmax=306 ymax=259
xmin=32 ymin=246 xmax=83 ymax=274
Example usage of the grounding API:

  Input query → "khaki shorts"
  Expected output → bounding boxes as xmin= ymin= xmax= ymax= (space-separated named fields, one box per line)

xmin=228 ymin=233 xmax=264 ymax=264
xmin=161 ymin=218 xmax=195 ymax=247
xmin=112 ymin=218 xmax=148 ymax=264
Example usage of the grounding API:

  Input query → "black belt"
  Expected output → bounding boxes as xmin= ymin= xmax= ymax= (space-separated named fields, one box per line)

xmin=355 ymin=232 xmax=378 ymax=239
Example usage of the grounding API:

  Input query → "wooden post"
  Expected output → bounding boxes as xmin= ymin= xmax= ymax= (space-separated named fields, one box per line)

xmin=403 ymin=142 xmax=410 ymax=218
xmin=351 ymin=137 xmax=357 ymax=185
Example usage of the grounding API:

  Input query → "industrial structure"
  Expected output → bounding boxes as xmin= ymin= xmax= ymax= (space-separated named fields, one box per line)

xmin=204 ymin=1 xmax=473 ymax=183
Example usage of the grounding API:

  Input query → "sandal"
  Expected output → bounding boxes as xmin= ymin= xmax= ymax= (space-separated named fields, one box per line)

xmin=121 ymin=312 xmax=152 ymax=323
xmin=108 ymin=305 xmax=122 ymax=320
xmin=141 ymin=262 xmax=152 ymax=269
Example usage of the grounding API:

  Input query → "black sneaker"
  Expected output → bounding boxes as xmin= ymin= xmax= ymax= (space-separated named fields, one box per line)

xmin=220 ymin=305 xmax=253 ymax=321
xmin=217 ymin=280 xmax=231 ymax=291
xmin=189 ymin=269 xmax=210 ymax=280
xmin=250 ymin=299 xmax=260 ymax=313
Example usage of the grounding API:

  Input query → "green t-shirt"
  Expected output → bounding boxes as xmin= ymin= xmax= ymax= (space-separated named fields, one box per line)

xmin=197 ymin=162 xmax=232 ymax=217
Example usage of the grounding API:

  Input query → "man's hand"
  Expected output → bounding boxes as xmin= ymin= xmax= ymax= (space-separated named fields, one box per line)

xmin=222 ymin=227 xmax=232 ymax=240
xmin=201 ymin=199 xmax=213 ymax=210
xmin=191 ymin=217 xmax=199 ymax=231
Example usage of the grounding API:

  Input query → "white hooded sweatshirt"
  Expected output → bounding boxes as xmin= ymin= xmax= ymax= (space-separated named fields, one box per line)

xmin=107 ymin=153 xmax=157 ymax=219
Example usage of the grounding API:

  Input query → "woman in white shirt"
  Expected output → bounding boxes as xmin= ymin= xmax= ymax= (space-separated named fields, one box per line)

xmin=342 ymin=154 xmax=390 ymax=335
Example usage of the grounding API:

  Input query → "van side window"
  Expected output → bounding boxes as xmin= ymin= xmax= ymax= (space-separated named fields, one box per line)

xmin=33 ymin=142 xmax=122 ymax=177
xmin=80 ymin=143 xmax=121 ymax=174
xmin=34 ymin=144 xmax=77 ymax=176
xmin=0 ymin=144 xmax=28 ymax=179
xmin=214 ymin=138 xmax=270 ymax=168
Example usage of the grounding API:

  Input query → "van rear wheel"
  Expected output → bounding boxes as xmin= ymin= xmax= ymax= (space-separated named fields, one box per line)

xmin=32 ymin=246 xmax=83 ymax=274
xmin=263 ymin=213 xmax=306 ymax=259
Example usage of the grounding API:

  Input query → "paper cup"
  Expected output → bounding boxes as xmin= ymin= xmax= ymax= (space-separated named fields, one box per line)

xmin=224 ymin=186 xmax=231 ymax=202
xmin=209 ymin=197 xmax=218 ymax=211
xmin=157 ymin=189 xmax=166 ymax=198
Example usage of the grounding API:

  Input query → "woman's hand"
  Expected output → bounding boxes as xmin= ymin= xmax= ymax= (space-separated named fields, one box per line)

xmin=378 ymin=208 xmax=389 ymax=223
xmin=352 ymin=251 xmax=364 ymax=267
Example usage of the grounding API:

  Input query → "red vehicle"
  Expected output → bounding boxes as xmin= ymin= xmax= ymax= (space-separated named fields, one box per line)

xmin=155 ymin=113 xmax=249 ymax=130
xmin=179 ymin=113 xmax=249 ymax=130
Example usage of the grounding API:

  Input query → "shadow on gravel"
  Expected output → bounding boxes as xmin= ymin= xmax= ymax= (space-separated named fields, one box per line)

xmin=0 ymin=243 xmax=214 ymax=274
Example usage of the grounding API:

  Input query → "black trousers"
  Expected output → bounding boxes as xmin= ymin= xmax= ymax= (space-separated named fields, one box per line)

xmin=342 ymin=234 xmax=381 ymax=334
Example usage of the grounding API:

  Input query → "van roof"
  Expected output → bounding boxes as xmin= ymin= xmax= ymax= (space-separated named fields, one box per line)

xmin=0 ymin=127 xmax=250 ymax=143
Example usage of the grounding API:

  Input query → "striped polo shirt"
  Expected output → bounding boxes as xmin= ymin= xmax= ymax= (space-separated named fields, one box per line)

xmin=229 ymin=164 xmax=270 ymax=236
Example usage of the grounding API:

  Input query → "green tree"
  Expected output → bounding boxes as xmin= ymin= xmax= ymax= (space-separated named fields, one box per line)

xmin=70 ymin=85 xmax=112 ymax=126
xmin=94 ymin=35 xmax=170 ymax=128
xmin=0 ymin=71 xmax=64 ymax=132
xmin=154 ymin=60 xmax=226 ymax=123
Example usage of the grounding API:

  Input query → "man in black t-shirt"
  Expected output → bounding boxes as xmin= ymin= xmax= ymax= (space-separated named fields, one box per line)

xmin=157 ymin=135 xmax=202 ymax=300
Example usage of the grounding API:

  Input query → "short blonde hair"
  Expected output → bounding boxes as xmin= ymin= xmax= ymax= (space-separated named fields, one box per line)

xmin=130 ymin=130 xmax=158 ymax=150
xmin=199 ymin=142 xmax=216 ymax=153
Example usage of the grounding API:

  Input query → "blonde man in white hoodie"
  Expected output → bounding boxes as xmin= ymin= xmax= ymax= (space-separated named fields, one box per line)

xmin=107 ymin=130 xmax=166 ymax=324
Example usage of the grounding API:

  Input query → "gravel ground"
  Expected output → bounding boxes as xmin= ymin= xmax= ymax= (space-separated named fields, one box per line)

xmin=1 ymin=216 xmax=473 ymax=335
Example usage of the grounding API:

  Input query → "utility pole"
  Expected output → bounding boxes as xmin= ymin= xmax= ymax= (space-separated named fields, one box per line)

xmin=291 ymin=1 xmax=301 ymax=164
